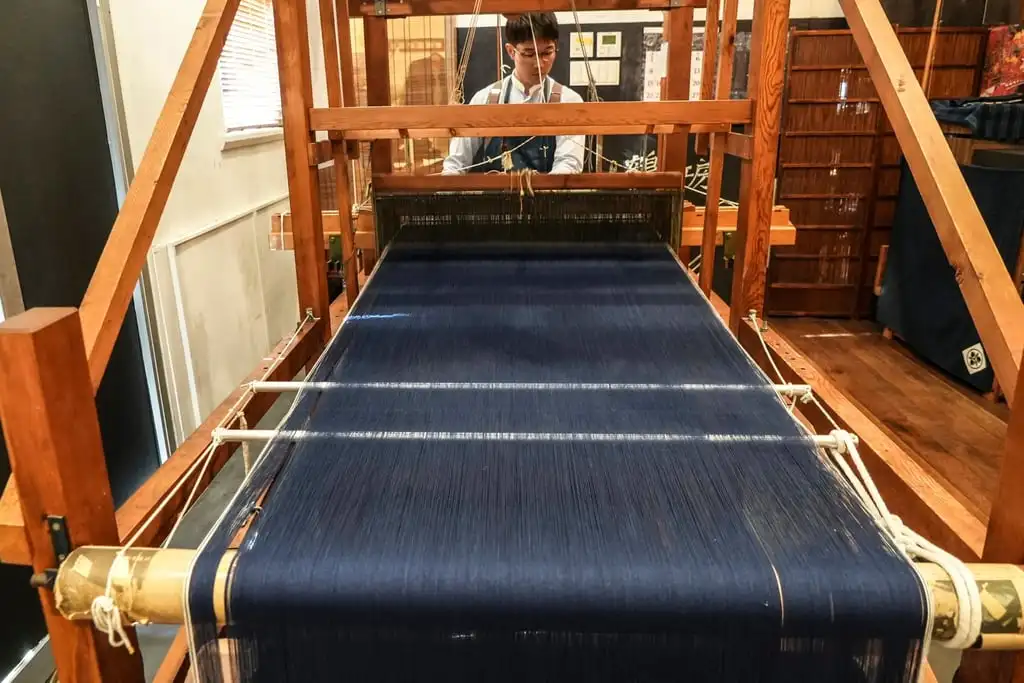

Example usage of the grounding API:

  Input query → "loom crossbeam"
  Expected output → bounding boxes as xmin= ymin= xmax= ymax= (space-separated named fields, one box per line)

xmin=52 ymin=545 xmax=1024 ymax=650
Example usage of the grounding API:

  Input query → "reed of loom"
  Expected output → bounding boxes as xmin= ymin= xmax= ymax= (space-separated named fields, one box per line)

xmin=1 ymin=0 xmax=1023 ymax=681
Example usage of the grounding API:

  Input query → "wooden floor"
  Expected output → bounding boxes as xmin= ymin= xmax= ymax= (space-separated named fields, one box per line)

xmin=771 ymin=317 xmax=1008 ymax=524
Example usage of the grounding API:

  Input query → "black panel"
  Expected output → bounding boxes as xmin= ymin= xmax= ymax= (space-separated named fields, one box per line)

xmin=876 ymin=160 xmax=1024 ymax=392
xmin=0 ymin=0 xmax=161 ymax=674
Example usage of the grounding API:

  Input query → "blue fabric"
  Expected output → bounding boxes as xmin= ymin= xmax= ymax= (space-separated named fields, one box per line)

xmin=472 ymin=79 xmax=556 ymax=173
xmin=188 ymin=244 xmax=927 ymax=683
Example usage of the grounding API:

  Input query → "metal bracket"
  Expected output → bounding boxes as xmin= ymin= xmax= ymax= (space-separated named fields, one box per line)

xmin=373 ymin=0 xmax=387 ymax=15
xmin=29 ymin=515 xmax=70 ymax=591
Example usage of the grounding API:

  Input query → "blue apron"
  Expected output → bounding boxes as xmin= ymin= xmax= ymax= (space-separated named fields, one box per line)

xmin=471 ymin=78 xmax=557 ymax=173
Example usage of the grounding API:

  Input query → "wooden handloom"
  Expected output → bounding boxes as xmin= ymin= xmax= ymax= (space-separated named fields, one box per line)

xmin=1 ymin=0 xmax=1024 ymax=681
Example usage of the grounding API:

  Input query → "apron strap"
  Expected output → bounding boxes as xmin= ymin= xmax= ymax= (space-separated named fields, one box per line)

xmin=549 ymin=82 xmax=563 ymax=104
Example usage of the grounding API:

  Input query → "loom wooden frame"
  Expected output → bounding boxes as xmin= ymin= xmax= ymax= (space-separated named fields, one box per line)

xmin=0 ymin=0 xmax=1020 ymax=681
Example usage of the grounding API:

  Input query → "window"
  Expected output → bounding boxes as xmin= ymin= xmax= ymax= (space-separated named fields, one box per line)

xmin=219 ymin=0 xmax=282 ymax=133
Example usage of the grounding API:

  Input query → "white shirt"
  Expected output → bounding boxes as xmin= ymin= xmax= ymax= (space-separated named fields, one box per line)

xmin=442 ymin=74 xmax=585 ymax=175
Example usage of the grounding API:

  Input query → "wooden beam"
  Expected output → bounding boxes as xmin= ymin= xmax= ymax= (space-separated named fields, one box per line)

xmin=698 ymin=133 xmax=727 ymax=293
xmin=312 ymin=100 xmax=753 ymax=137
xmin=78 ymin=0 xmax=242 ymax=391
xmin=346 ymin=0 xmax=704 ymax=15
xmin=839 ymin=0 xmax=1024 ymax=403
xmin=0 ymin=478 xmax=30 ymax=565
xmin=694 ymin=0 xmax=720 ymax=156
xmin=662 ymin=9 xmax=694 ymax=173
xmin=334 ymin=0 xmax=360 ymax=158
xmin=984 ymin=359 xmax=1024 ymax=564
xmin=319 ymin=0 xmax=343 ymax=115
xmin=332 ymin=141 xmax=360 ymax=301
xmin=728 ymin=0 xmax=789 ymax=331
xmin=269 ymin=204 xmax=793 ymax=252
xmin=717 ymin=302 xmax=986 ymax=561
xmin=273 ymin=0 xmax=331 ymax=348
xmin=364 ymin=16 xmax=393 ymax=174
xmin=373 ymin=171 xmax=685 ymax=192
xmin=0 ymin=309 xmax=144 ymax=682
xmin=339 ymin=122 xmax=731 ymax=141
xmin=717 ymin=0 xmax=740 ymax=103
xmin=151 ymin=628 xmax=190 ymax=683
xmin=725 ymin=131 xmax=752 ymax=159
xmin=115 ymin=319 xmax=320 ymax=550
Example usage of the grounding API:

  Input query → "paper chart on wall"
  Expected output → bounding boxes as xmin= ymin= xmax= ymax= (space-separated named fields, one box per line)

xmin=570 ymin=32 xmax=594 ymax=58
xmin=643 ymin=26 xmax=705 ymax=101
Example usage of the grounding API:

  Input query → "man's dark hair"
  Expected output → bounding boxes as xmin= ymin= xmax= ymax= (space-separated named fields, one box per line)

xmin=505 ymin=13 xmax=559 ymax=46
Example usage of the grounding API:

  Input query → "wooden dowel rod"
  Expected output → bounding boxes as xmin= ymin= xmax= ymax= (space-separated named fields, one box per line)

xmin=920 ymin=0 xmax=944 ymax=96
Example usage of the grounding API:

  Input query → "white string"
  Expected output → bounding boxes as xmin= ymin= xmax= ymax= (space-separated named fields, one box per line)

xmin=567 ymin=0 xmax=600 ymax=103
xmin=89 ymin=310 xmax=318 ymax=649
xmin=449 ymin=0 xmax=485 ymax=103
xmin=744 ymin=312 xmax=980 ymax=653
xmin=430 ymin=135 xmax=539 ymax=175
xmin=526 ymin=15 xmax=547 ymax=104
xmin=824 ymin=430 xmax=981 ymax=653
xmin=91 ymin=595 xmax=134 ymax=655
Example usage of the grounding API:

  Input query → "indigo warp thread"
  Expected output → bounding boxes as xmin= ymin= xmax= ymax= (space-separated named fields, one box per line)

xmin=186 ymin=244 xmax=927 ymax=682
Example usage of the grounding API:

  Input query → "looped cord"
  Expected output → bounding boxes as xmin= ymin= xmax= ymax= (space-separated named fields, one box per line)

xmin=91 ymin=595 xmax=135 ymax=655
xmin=742 ymin=313 xmax=980 ymax=654
xmin=825 ymin=429 xmax=981 ymax=651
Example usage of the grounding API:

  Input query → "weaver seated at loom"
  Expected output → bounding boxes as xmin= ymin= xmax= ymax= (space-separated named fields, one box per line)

xmin=442 ymin=13 xmax=584 ymax=176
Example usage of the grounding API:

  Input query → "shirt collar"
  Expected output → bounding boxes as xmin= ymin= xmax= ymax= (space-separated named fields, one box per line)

xmin=510 ymin=73 xmax=548 ymax=98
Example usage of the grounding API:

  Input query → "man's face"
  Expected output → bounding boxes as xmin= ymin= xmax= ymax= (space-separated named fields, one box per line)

xmin=506 ymin=38 xmax=558 ymax=81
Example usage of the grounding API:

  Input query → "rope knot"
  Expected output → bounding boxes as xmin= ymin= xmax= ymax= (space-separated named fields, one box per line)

xmin=90 ymin=595 xmax=135 ymax=655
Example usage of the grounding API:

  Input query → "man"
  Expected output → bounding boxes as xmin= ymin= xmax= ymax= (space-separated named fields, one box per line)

xmin=442 ymin=13 xmax=585 ymax=175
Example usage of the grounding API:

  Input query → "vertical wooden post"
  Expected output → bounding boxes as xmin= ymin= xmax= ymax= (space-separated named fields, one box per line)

xmin=334 ymin=0 xmax=360 ymax=159
xmin=984 ymin=361 xmax=1024 ymax=564
xmin=364 ymin=15 xmax=393 ymax=174
xmin=662 ymin=8 xmax=693 ymax=174
xmin=273 ymin=0 xmax=331 ymax=346
xmin=319 ymin=0 xmax=360 ymax=301
xmin=966 ymin=359 xmax=1024 ymax=682
xmin=728 ymin=0 xmax=790 ymax=332
xmin=694 ymin=0 xmax=720 ymax=157
xmin=0 ymin=309 xmax=144 ymax=683
xmin=697 ymin=0 xmax=739 ymax=294
xmin=333 ymin=144 xmax=360 ymax=302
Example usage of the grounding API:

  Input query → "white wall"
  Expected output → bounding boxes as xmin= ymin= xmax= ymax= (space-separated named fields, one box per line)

xmin=108 ymin=0 xmax=327 ymax=442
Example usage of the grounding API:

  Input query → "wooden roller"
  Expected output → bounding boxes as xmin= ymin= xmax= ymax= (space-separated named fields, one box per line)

xmin=52 ymin=546 xmax=1024 ymax=651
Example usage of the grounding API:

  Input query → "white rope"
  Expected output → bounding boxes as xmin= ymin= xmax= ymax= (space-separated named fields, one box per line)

xmin=567 ymin=0 xmax=600 ymax=104
xmin=430 ymin=135 xmax=539 ymax=175
xmin=743 ymin=311 xmax=980 ymax=652
xmin=824 ymin=430 xmax=981 ymax=652
xmin=89 ymin=310 xmax=318 ymax=649
xmin=449 ymin=0 xmax=485 ymax=103
xmin=90 ymin=595 xmax=134 ymax=655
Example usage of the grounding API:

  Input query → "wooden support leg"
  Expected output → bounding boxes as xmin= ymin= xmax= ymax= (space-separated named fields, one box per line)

xmin=694 ymin=0 xmax=721 ymax=157
xmin=729 ymin=0 xmax=790 ymax=332
xmin=662 ymin=8 xmax=693 ymax=175
xmin=698 ymin=131 xmax=727 ymax=294
xmin=364 ymin=16 xmax=393 ymax=175
xmin=333 ymin=142 xmax=360 ymax=303
xmin=0 ymin=309 xmax=144 ymax=683
xmin=273 ymin=0 xmax=331 ymax=347
xmin=956 ymin=361 xmax=1024 ymax=681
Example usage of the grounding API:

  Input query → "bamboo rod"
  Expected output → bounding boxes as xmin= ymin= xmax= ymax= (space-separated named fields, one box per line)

xmin=53 ymin=546 xmax=1024 ymax=650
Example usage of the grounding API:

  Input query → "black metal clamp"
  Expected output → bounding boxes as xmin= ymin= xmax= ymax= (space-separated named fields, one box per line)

xmin=29 ymin=515 xmax=71 ymax=590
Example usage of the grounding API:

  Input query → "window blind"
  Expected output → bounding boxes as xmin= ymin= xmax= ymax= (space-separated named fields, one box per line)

xmin=220 ymin=0 xmax=282 ymax=132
